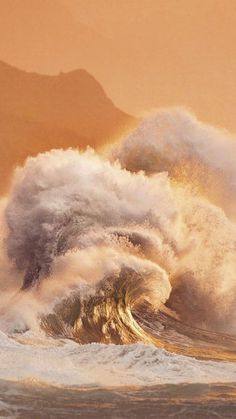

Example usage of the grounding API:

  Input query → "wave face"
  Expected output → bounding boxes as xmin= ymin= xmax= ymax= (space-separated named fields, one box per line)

xmin=1 ymin=108 xmax=236 ymax=384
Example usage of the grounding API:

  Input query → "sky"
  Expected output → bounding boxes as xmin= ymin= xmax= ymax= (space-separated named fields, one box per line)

xmin=1 ymin=0 xmax=236 ymax=132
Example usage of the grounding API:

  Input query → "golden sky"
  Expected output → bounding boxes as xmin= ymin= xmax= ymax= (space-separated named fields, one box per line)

xmin=1 ymin=0 xmax=236 ymax=132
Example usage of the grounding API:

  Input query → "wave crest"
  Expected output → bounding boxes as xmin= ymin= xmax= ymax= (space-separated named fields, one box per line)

xmin=1 ymin=109 xmax=236 ymax=357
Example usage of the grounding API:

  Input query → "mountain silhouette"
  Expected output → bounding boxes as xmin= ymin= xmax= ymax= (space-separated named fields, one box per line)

xmin=0 ymin=60 xmax=136 ymax=193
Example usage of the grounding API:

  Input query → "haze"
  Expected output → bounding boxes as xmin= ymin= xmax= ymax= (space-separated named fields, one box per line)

xmin=0 ymin=0 xmax=236 ymax=132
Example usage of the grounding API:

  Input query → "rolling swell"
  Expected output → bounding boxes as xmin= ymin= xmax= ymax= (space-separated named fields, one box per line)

xmin=2 ymin=109 xmax=236 ymax=361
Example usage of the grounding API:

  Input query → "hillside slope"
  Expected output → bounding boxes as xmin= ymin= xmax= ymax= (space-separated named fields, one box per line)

xmin=0 ymin=61 xmax=136 ymax=193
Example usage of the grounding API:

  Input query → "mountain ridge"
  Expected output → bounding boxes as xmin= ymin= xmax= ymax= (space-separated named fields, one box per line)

xmin=0 ymin=60 xmax=137 ymax=193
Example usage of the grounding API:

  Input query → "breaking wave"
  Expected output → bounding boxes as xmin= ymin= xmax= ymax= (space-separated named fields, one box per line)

xmin=1 ymin=108 xmax=236 ymax=378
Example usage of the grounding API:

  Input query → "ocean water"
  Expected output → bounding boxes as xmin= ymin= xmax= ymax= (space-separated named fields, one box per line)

xmin=0 ymin=381 xmax=236 ymax=418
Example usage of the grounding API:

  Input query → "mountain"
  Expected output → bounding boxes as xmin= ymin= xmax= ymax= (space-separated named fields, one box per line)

xmin=1 ymin=0 xmax=236 ymax=133
xmin=0 ymin=61 xmax=136 ymax=193
xmin=0 ymin=0 xmax=133 ymax=116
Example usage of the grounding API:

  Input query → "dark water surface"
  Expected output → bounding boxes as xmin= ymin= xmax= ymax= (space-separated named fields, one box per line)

xmin=0 ymin=381 xmax=236 ymax=418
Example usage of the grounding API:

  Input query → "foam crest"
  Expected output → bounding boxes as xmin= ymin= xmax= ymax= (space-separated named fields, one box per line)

xmin=1 ymin=108 xmax=236 ymax=343
xmin=113 ymin=109 xmax=236 ymax=218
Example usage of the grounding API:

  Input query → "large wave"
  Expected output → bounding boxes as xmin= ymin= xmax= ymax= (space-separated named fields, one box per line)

xmin=1 ymin=108 xmax=236 ymax=361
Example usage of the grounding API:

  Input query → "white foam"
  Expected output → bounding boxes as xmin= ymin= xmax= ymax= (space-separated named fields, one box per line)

xmin=0 ymin=332 xmax=235 ymax=387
